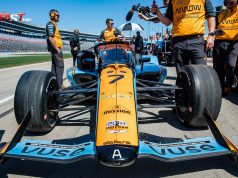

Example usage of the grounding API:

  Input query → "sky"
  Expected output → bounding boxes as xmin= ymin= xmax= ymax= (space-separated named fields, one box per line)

xmin=0 ymin=0 xmax=224 ymax=37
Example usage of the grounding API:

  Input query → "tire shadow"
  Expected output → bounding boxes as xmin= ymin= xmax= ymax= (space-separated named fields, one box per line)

xmin=139 ymin=109 xmax=207 ymax=131
xmin=0 ymin=130 xmax=5 ymax=142
xmin=225 ymin=92 xmax=238 ymax=105
xmin=0 ymin=130 xmax=6 ymax=151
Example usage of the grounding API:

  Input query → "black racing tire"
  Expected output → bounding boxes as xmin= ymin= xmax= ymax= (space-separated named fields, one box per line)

xmin=14 ymin=70 xmax=59 ymax=133
xmin=175 ymin=65 xmax=222 ymax=127
xmin=232 ymin=70 xmax=238 ymax=92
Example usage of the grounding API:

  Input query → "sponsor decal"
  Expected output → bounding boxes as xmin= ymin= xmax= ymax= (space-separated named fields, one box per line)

xmin=0 ymin=12 xmax=31 ymax=22
xmin=103 ymin=140 xmax=131 ymax=146
xmin=108 ymin=74 xmax=124 ymax=84
xmin=145 ymin=141 xmax=211 ymax=149
xmin=176 ymin=5 xmax=202 ymax=14
xmin=145 ymin=141 xmax=218 ymax=156
xmin=25 ymin=142 xmax=90 ymax=149
xmin=112 ymin=149 xmax=122 ymax=159
xmin=103 ymin=105 xmax=131 ymax=115
xmin=106 ymin=121 xmax=128 ymax=134
xmin=101 ymin=94 xmax=132 ymax=100
xmin=222 ymin=18 xmax=238 ymax=25
xmin=107 ymin=71 xmax=113 ymax=74
xmin=19 ymin=142 xmax=90 ymax=157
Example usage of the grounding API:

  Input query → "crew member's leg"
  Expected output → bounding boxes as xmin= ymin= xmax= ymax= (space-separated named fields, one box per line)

xmin=52 ymin=50 xmax=64 ymax=88
xmin=172 ymin=38 xmax=188 ymax=74
xmin=213 ymin=42 xmax=225 ymax=89
xmin=73 ymin=53 xmax=77 ymax=67
xmin=189 ymin=36 xmax=207 ymax=65
xmin=51 ymin=51 xmax=56 ymax=76
xmin=225 ymin=42 xmax=238 ymax=89
xmin=135 ymin=53 xmax=141 ymax=64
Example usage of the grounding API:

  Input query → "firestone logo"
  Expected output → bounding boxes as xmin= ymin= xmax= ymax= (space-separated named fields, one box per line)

xmin=0 ymin=13 xmax=31 ymax=22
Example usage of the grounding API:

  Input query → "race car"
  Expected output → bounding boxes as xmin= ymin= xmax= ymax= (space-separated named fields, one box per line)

xmin=0 ymin=41 xmax=237 ymax=167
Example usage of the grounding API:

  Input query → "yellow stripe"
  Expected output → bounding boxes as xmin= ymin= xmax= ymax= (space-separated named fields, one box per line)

xmin=0 ymin=143 xmax=10 ymax=154
xmin=214 ymin=120 xmax=238 ymax=153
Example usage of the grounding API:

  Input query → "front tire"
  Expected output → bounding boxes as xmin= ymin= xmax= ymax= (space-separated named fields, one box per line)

xmin=175 ymin=65 xmax=222 ymax=127
xmin=14 ymin=71 xmax=59 ymax=133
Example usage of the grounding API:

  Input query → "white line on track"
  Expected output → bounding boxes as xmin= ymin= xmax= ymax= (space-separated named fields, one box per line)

xmin=0 ymin=95 xmax=14 ymax=105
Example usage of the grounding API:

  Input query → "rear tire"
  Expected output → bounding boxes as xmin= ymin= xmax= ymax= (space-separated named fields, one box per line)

xmin=14 ymin=71 xmax=59 ymax=133
xmin=175 ymin=65 xmax=222 ymax=127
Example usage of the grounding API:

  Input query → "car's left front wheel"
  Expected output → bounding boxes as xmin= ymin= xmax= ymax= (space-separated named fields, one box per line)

xmin=14 ymin=71 xmax=59 ymax=133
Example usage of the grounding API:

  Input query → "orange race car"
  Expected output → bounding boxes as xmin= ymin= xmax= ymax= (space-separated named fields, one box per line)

xmin=0 ymin=41 xmax=237 ymax=167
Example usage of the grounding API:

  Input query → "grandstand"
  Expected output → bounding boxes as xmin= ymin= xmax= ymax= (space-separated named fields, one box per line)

xmin=0 ymin=21 xmax=98 ymax=53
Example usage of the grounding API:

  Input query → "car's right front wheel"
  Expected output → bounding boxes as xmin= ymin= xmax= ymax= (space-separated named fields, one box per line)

xmin=175 ymin=65 xmax=222 ymax=127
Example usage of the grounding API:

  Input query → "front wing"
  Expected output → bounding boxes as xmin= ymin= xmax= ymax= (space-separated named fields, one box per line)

xmin=0 ymin=109 xmax=237 ymax=166
xmin=0 ymin=137 xmax=232 ymax=164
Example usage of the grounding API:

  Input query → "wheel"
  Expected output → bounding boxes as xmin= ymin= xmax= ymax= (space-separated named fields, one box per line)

xmin=232 ymin=68 xmax=238 ymax=92
xmin=14 ymin=70 xmax=59 ymax=133
xmin=175 ymin=65 xmax=222 ymax=127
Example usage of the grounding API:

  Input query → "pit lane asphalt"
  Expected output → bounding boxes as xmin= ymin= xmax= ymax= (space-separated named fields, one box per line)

xmin=0 ymin=59 xmax=238 ymax=178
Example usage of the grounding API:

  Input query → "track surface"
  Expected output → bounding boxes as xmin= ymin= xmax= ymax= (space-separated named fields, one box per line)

xmin=0 ymin=59 xmax=238 ymax=178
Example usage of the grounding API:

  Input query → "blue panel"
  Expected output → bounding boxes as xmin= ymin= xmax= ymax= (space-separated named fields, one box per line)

xmin=139 ymin=137 xmax=230 ymax=160
xmin=6 ymin=140 xmax=96 ymax=161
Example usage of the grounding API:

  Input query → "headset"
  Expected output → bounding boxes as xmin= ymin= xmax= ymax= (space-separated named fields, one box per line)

xmin=49 ymin=9 xmax=58 ymax=19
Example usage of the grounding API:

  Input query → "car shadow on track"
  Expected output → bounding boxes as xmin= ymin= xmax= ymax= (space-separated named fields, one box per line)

xmin=139 ymin=109 xmax=208 ymax=131
xmin=57 ymin=109 xmax=96 ymax=134
xmin=0 ymin=153 xmax=238 ymax=177
xmin=23 ymin=109 xmax=96 ymax=137
xmin=166 ymin=76 xmax=177 ymax=81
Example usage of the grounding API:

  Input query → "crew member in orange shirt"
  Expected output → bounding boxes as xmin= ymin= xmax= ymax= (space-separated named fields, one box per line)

xmin=139 ymin=0 xmax=216 ymax=74
xmin=46 ymin=9 xmax=64 ymax=89
xmin=100 ymin=18 xmax=123 ymax=42
xmin=213 ymin=0 xmax=238 ymax=96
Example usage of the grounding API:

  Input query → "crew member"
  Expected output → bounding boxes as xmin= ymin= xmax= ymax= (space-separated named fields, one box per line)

xmin=100 ymin=18 xmax=123 ymax=42
xmin=155 ymin=35 xmax=163 ymax=52
xmin=70 ymin=28 xmax=81 ymax=67
xmin=134 ymin=31 xmax=144 ymax=60
xmin=213 ymin=0 xmax=238 ymax=96
xmin=46 ymin=9 xmax=64 ymax=88
xmin=139 ymin=0 xmax=216 ymax=74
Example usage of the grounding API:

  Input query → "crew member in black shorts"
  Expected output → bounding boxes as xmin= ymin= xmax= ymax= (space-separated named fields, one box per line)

xmin=139 ymin=0 xmax=216 ymax=74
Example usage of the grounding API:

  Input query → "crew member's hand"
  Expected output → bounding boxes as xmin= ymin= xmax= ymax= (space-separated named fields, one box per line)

xmin=206 ymin=36 xmax=215 ymax=50
xmin=56 ymin=48 xmax=61 ymax=54
xmin=74 ymin=47 xmax=78 ymax=51
xmin=151 ymin=3 xmax=159 ymax=14
xmin=138 ymin=13 xmax=149 ymax=21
